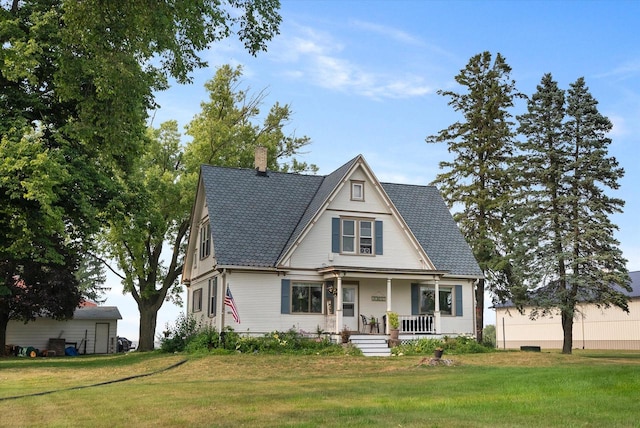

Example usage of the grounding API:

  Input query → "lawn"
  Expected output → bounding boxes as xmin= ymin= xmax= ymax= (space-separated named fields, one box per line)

xmin=1 ymin=350 xmax=639 ymax=427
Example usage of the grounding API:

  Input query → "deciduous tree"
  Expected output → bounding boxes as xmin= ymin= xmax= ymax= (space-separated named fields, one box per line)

xmin=100 ymin=65 xmax=316 ymax=351
xmin=0 ymin=0 xmax=282 ymax=351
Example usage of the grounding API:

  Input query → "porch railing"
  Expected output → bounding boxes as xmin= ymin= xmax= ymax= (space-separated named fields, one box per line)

xmin=399 ymin=315 xmax=435 ymax=334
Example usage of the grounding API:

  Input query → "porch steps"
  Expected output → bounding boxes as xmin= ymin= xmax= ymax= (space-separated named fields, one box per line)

xmin=349 ymin=335 xmax=391 ymax=357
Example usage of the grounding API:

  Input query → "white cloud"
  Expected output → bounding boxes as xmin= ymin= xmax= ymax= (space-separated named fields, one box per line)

xmin=271 ymin=23 xmax=434 ymax=100
xmin=349 ymin=19 xmax=424 ymax=46
xmin=594 ymin=59 xmax=640 ymax=82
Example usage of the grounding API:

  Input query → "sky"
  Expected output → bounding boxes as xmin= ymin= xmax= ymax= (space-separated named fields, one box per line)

xmin=103 ymin=0 xmax=640 ymax=343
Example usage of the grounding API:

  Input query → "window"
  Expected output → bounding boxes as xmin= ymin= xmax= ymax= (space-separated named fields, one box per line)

xmin=199 ymin=222 xmax=210 ymax=259
xmin=193 ymin=288 xmax=203 ymax=312
xmin=359 ymin=220 xmax=372 ymax=254
xmin=341 ymin=218 xmax=373 ymax=255
xmin=419 ymin=286 xmax=452 ymax=316
xmin=351 ymin=181 xmax=364 ymax=201
xmin=207 ymin=277 xmax=217 ymax=317
xmin=291 ymin=283 xmax=323 ymax=313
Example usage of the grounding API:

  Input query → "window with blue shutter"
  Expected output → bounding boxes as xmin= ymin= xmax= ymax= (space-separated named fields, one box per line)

xmin=281 ymin=279 xmax=291 ymax=314
xmin=331 ymin=218 xmax=340 ymax=253
xmin=332 ymin=217 xmax=383 ymax=256
xmin=411 ymin=283 xmax=419 ymax=315
xmin=375 ymin=220 xmax=383 ymax=255
xmin=455 ymin=284 xmax=463 ymax=317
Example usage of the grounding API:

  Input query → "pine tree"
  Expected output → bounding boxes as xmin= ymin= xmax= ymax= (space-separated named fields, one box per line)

xmin=426 ymin=52 xmax=521 ymax=341
xmin=515 ymin=75 xmax=630 ymax=354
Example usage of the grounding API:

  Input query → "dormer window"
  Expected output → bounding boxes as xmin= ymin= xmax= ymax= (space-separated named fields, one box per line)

xmin=351 ymin=181 xmax=364 ymax=201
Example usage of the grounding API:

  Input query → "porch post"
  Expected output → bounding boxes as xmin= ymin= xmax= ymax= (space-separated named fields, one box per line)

xmin=335 ymin=275 xmax=343 ymax=333
xmin=386 ymin=278 xmax=392 ymax=334
xmin=434 ymin=278 xmax=441 ymax=334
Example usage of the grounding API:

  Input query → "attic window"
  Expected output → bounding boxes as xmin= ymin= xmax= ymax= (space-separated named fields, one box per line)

xmin=351 ymin=181 xmax=364 ymax=201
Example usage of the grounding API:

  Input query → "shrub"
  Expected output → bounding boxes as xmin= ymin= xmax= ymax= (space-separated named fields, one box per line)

xmin=391 ymin=335 xmax=494 ymax=356
xmin=168 ymin=326 xmax=359 ymax=356
xmin=159 ymin=313 xmax=199 ymax=353
xmin=483 ymin=324 xmax=496 ymax=348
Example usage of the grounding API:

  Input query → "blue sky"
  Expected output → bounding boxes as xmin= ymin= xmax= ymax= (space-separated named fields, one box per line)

xmin=106 ymin=0 xmax=640 ymax=342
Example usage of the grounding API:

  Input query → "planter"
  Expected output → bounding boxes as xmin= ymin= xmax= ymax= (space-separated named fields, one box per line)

xmin=389 ymin=328 xmax=399 ymax=340
xmin=434 ymin=349 xmax=444 ymax=359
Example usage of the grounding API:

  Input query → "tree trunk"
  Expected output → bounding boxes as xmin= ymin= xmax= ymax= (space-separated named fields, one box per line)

xmin=0 ymin=312 xmax=8 ymax=355
xmin=137 ymin=303 xmax=159 ymax=351
xmin=561 ymin=307 xmax=573 ymax=354
xmin=476 ymin=278 xmax=484 ymax=343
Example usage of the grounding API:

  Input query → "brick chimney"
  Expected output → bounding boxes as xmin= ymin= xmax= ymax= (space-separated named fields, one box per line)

xmin=255 ymin=146 xmax=268 ymax=175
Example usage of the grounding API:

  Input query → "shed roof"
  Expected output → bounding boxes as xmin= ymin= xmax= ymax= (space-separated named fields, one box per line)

xmin=73 ymin=306 xmax=122 ymax=320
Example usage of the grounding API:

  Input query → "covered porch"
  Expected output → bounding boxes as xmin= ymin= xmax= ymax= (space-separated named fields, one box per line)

xmin=319 ymin=266 xmax=464 ymax=336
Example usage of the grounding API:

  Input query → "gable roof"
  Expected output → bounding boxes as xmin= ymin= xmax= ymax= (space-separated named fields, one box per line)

xmin=199 ymin=156 xmax=482 ymax=276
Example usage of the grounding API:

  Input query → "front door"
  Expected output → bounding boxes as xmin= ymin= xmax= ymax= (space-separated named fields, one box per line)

xmin=342 ymin=284 xmax=358 ymax=331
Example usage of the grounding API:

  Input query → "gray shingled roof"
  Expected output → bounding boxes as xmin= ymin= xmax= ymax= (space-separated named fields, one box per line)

xmin=73 ymin=306 xmax=122 ymax=320
xmin=200 ymin=158 xmax=482 ymax=276
xmin=201 ymin=165 xmax=323 ymax=267
xmin=382 ymin=182 xmax=484 ymax=277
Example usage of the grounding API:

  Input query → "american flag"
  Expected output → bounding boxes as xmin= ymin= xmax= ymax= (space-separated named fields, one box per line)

xmin=224 ymin=286 xmax=240 ymax=323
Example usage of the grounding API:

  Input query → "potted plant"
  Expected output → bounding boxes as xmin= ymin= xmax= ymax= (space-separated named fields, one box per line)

xmin=388 ymin=311 xmax=399 ymax=340
xmin=434 ymin=346 xmax=444 ymax=359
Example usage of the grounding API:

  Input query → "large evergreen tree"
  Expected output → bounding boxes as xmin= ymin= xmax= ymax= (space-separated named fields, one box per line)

xmin=426 ymin=52 xmax=521 ymax=342
xmin=515 ymin=75 xmax=630 ymax=354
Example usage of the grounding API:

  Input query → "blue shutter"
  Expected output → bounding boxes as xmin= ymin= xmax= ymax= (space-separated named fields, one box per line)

xmin=411 ymin=283 xmax=419 ymax=315
xmin=375 ymin=220 xmax=383 ymax=255
xmin=331 ymin=218 xmax=340 ymax=253
xmin=455 ymin=284 xmax=463 ymax=317
xmin=281 ymin=279 xmax=291 ymax=314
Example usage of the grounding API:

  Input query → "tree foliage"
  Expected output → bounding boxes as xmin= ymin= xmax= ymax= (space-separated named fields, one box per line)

xmin=100 ymin=65 xmax=315 ymax=351
xmin=426 ymin=52 xmax=522 ymax=342
xmin=184 ymin=64 xmax=318 ymax=174
xmin=0 ymin=0 xmax=281 ymax=352
xmin=514 ymin=75 xmax=630 ymax=353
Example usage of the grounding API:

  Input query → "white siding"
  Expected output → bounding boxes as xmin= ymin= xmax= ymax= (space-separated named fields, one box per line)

xmin=186 ymin=271 xmax=475 ymax=336
xmin=6 ymin=318 xmax=119 ymax=354
xmin=287 ymin=165 xmax=426 ymax=270
xmin=223 ymin=271 xmax=332 ymax=334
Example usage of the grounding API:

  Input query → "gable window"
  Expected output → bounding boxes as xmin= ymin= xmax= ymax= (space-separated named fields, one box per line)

xmin=199 ymin=222 xmax=210 ymax=259
xmin=291 ymin=282 xmax=323 ymax=313
xmin=341 ymin=218 xmax=373 ymax=255
xmin=193 ymin=288 xmax=203 ymax=313
xmin=351 ymin=181 xmax=364 ymax=201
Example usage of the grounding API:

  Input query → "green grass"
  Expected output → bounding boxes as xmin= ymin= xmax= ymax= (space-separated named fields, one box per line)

xmin=1 ymin=350 xmax=639 ymax=427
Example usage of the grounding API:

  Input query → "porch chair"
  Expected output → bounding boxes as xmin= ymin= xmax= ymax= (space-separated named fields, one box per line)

xmin=382 ymin=314 xmax=386 ymax=334
xmin=360 ymin=314 xmax=369 ymax=333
